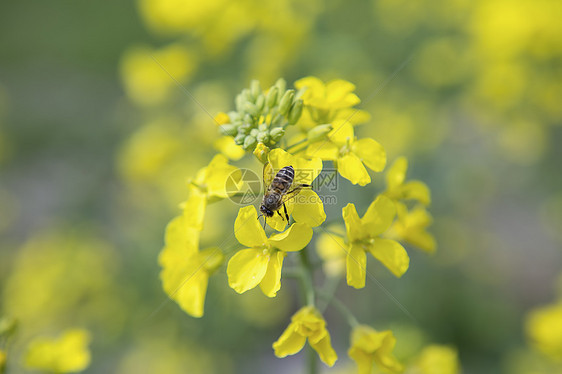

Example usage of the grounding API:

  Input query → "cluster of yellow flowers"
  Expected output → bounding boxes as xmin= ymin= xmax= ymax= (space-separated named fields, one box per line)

xmin=160 ymin=77 xmax=439 ymax=372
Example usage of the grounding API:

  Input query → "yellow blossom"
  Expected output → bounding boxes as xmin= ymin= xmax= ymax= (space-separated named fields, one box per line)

xmin=388 ymin=202 xmax=436 ymax=254
xmin=411 ymin=345 xmax=460 ymax=374
xmin=315 ymin=225 xmax=347 ymax=277
xmin=213 ymin=136 xmax=245 ymax=161
xmin=306 ymin=120 xmax=386 ymax=186
xmin=526 ymin=302 xmax=562 ymax=360
xmin=24 ymin=329 xmax=91 ymax=373
xmin=120 ymin=43 xmax=196 ymax=106
xmin=191 ymin=154 xmax=242 ymax=200
xmin=159 ymin=214 xmax=224 ymax=318
xmin=384 ymin=157 xmax=431 ymax=205
xmin=227 ymin=206 xmax=312 ymax=297
xmin=343 ymin=196 xmax=409 ymax=288
xmin=348 ymin=325 xmax=403 ymax=374
xmin=273 ymin=306 xmax=338 ymax=367
xmin=264 ymin=148 xmax=326 ymax=231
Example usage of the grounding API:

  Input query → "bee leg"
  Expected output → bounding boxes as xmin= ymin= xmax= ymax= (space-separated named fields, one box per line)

xmin=283 ymin=203 xmax=289 ymax=224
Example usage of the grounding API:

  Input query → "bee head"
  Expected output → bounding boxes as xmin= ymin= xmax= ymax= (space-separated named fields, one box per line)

xmin=260 ymin=204 xmax=274 ymax=217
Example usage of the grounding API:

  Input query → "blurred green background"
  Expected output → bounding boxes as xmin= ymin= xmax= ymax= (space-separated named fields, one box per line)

xmin=1 ymin=0 xmax=562 ymax=373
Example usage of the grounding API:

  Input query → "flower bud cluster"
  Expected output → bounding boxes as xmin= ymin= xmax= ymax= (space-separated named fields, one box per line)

xmin=219 ymin=79 xmax=304 ymax=151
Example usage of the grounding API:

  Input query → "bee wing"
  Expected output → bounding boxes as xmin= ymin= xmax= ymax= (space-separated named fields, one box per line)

xmin=280 ymin=184 xmax=310 ymax=203
xmin=263 ymin=162 xmax=275 ymax=192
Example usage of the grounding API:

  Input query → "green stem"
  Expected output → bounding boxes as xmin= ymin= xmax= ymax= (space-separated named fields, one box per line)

xmin=306 ymin=344 xmax=318 ymax=374
xmin=286 ymin=138 xmax=309 ymax=152
xmin=298 ymin=247 xmax=315 ymax=307
xmin=317 ymin=291 xmax=359 ymax=328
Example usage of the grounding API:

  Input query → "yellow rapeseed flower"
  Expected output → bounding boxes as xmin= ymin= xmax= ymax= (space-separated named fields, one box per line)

xmin=295 ymin=76 xmax=370 ymax=130
xmin=191 ymin=154 xmax=242 ymax=200
xmin=159 ymin=214 xmax=224 ymax=318
xmin=411 ymin=345 xmax=460 ymax=374
xmin=388 ymin=202 xmax=436 ymax=254
xmin=348 ymin=325 xmax=403 ymax=374
xmin=273 ymin=306 xmax=338 ymax=367
xmin=307 ymin=120 xmax=386 ymax=186
xmin=526 ymin=301 xmax=562 ymax=360
xmin=213 ymin=136 xmax=245 ymax=161
xmin=227 ymin=206 xmax=312 ymax=297
xmin=264 ymin=148 xmax=326 ymax=231
xmin=343 ymin=196 xmax=409 ymax=288
xmin=24 ymin=329 xmax=91 ymax=373
xmin=384 ymin=157 xmax=430 ymax=205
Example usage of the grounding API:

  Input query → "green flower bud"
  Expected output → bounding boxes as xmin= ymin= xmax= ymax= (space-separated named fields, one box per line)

xmin=243 ymin=135 xmax=257 ymax=150
xmin=258 ymin=123 xmax=269 ymax=131
xmin=244 ymin=102 xmax=259 ymax=117
xmin=255 ymin=94 xmax=265 ymax=112
xmin=256 ymin=132 xmax=267 ymax=143
xmin=235 ymin=94 xmax=244 ymax=112
xmin=279 ymin=89 xmax=295 ymax=115
xmin=219 ymin=124 xmax=237 ymax=136
xmin=238 ymin=123 xmax=251 ymax=134
xmin=234 ymin=134 xmax=246 ymax=144
xmin=250 ymin=128 xmax=260 ymax=137
xmin=288 ymin=99 xmax=304 ymax=125
xmin=307 ymin=124 xmax=332 ymax=142
xmin=242 ymin=88 xmax=252 ymax=103
xmin=228 ymin=111 xmax=241 ymax=121
xmin=250 ymin=80 xmax=261 ymax=100
xmin=266 ymin=87 xmax=279 ymax=108
xmin=270 ymin=127 xmax=285 ymax=142
xmin=275 ymin=78 xmax=286 ymax=100
xmin=243 ymin=114 xmax=254 ymax=125
xmin=272 ymin=113 xmax=284 ymax=127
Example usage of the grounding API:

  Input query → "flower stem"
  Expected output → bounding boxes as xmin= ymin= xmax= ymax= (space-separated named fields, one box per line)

xmin=317 ymin=290 xmax=359 ymax=328
xmin=286 ymin=138 xmax=308 ymax=152
xmin=298 ymin=247 xmax=315 ymax=307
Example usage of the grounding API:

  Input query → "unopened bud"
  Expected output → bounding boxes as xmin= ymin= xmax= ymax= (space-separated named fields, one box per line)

xmin=250 ymin=80 xmax=261 ymax=100
xmin=219 ymin=124 xmax=237 ymax=136
xmin=243 ymin=135 xmax=257 ymax=150
xmin=270 ymin=127 xmax=285 ymax=142
xmin=255 ymin=94 xmax=265 ymax=112
xmin=266 ymin=87 xmax=278 ymax=108
xmin=307 ymin=124 xmax=332 ymax=142
xmin=253 ymin=143 xmax=270 ymax=164
xmin=288 ymin=99 xmax=304 ymax=125
xmin=279 ymin=89 xmax=295 ymax=115
xmin=275 ymin=78 xmax=286 ymax=99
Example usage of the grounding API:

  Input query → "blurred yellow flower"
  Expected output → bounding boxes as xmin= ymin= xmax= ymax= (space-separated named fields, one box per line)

xmin=159 ymin=214 xmax=224 ymax=318
xmin=120 ymin=43 xmax=196 ymax=106
xmin=384 ymin=157 xmax=430 ymax=205
xmin=343 ymin=196 xmax=409 ymax=288
xmin=213 ymin=136 xmax=245 ymax=161
xmin=307 ymin=120 xmax=386 ymax=186
xmin=24 ymin=329 xmax=91 ymax=373
xmin=295 ymin=76 xmax=369 ymax=130
xmin=227 ymin=206 xmax=312 ymax=297
xmin=409 ymin=345 xmax=460 ymax=374
xmin=265 ymin=148 xmax=325 ymax=231
xmin=348 ymin=325 xmax=403 ymax=374
xmin=191 ymin=154 xmax=241 ymax=200
xmin=315 ymin=225 xmax=347 ymax=277
xmin=388 ymin=202 xmax=436 ymax=254
xmin=273 ymin=306 xmax=338 ymax=367
xmin=526 ymin=302 xmax=562 ymax=360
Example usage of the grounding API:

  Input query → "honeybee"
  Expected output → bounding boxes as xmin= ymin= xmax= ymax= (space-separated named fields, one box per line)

xmin=259 ymin=164 xmax=311 ymax=228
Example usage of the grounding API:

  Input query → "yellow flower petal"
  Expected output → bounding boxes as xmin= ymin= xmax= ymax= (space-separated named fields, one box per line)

xmin=362 ymin=195 xmax=396 ymax=236
xmin=306 ymin=140 xmax=339 ymax=160
xmin=259 ymin=250 xmax=286 ymax=297
xmin=346 ymin=243 xmax=367 ymax=289
xmin=227 ymin=248 xmax=270 ymax=294
xmin=338 ymin=153 xmax=371 ymax=186
xmin=342 ymin=203 xmax=364 ymax=243
xmin=160 ymin=215 xmax=200 ymax=266
xmin=291 ymin=189 xmax=326 ymax=227
xmin=268 ymin=223 xmax=313 ymax=252
xmin=414 ymin=345 xmax=460 ymax=374
xmin=24 ymin=329 xmax=91 ymax=373
xmin=400 ymin=180 xmax=431 ymax=205
xmin=205 ymin=154 xmax=241 ymax=198
xmin=328 ymin=120 xmax=355 ymax=146
xmin=326 ymin=79 xmax=357 ymax=101
xmin=295 ymin=76 xmax=326 ymax=95
xmin=182 ymin=187 xmax=207 ymax=229
xmin=352 ymin=138 xmax=386 ymax=172
xmin=310 ymin=334 xmax=338 ymax=367
xmin=315 ymin=228 xmax=347 ymax=277
xmin=214 ymin=136 xmax=245 ymax=161
xmin=273 ymin=323 xmax=307 ymax=358
xmin=386 ymin=157 xmax=408 ymax=190
xmin=349 ymin=326 xmax=403 ymax=374
xmin=368 ymin=239 xmax=409 ymax=278
xmin=526 ymin=302 xmax=562 ymax=359
xmin=235 ymin=206 xmax=267 ymax=248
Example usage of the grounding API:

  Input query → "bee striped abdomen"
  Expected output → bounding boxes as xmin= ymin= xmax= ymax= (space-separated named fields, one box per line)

xmin=271 ymin=166 xmax=294 ymax=193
